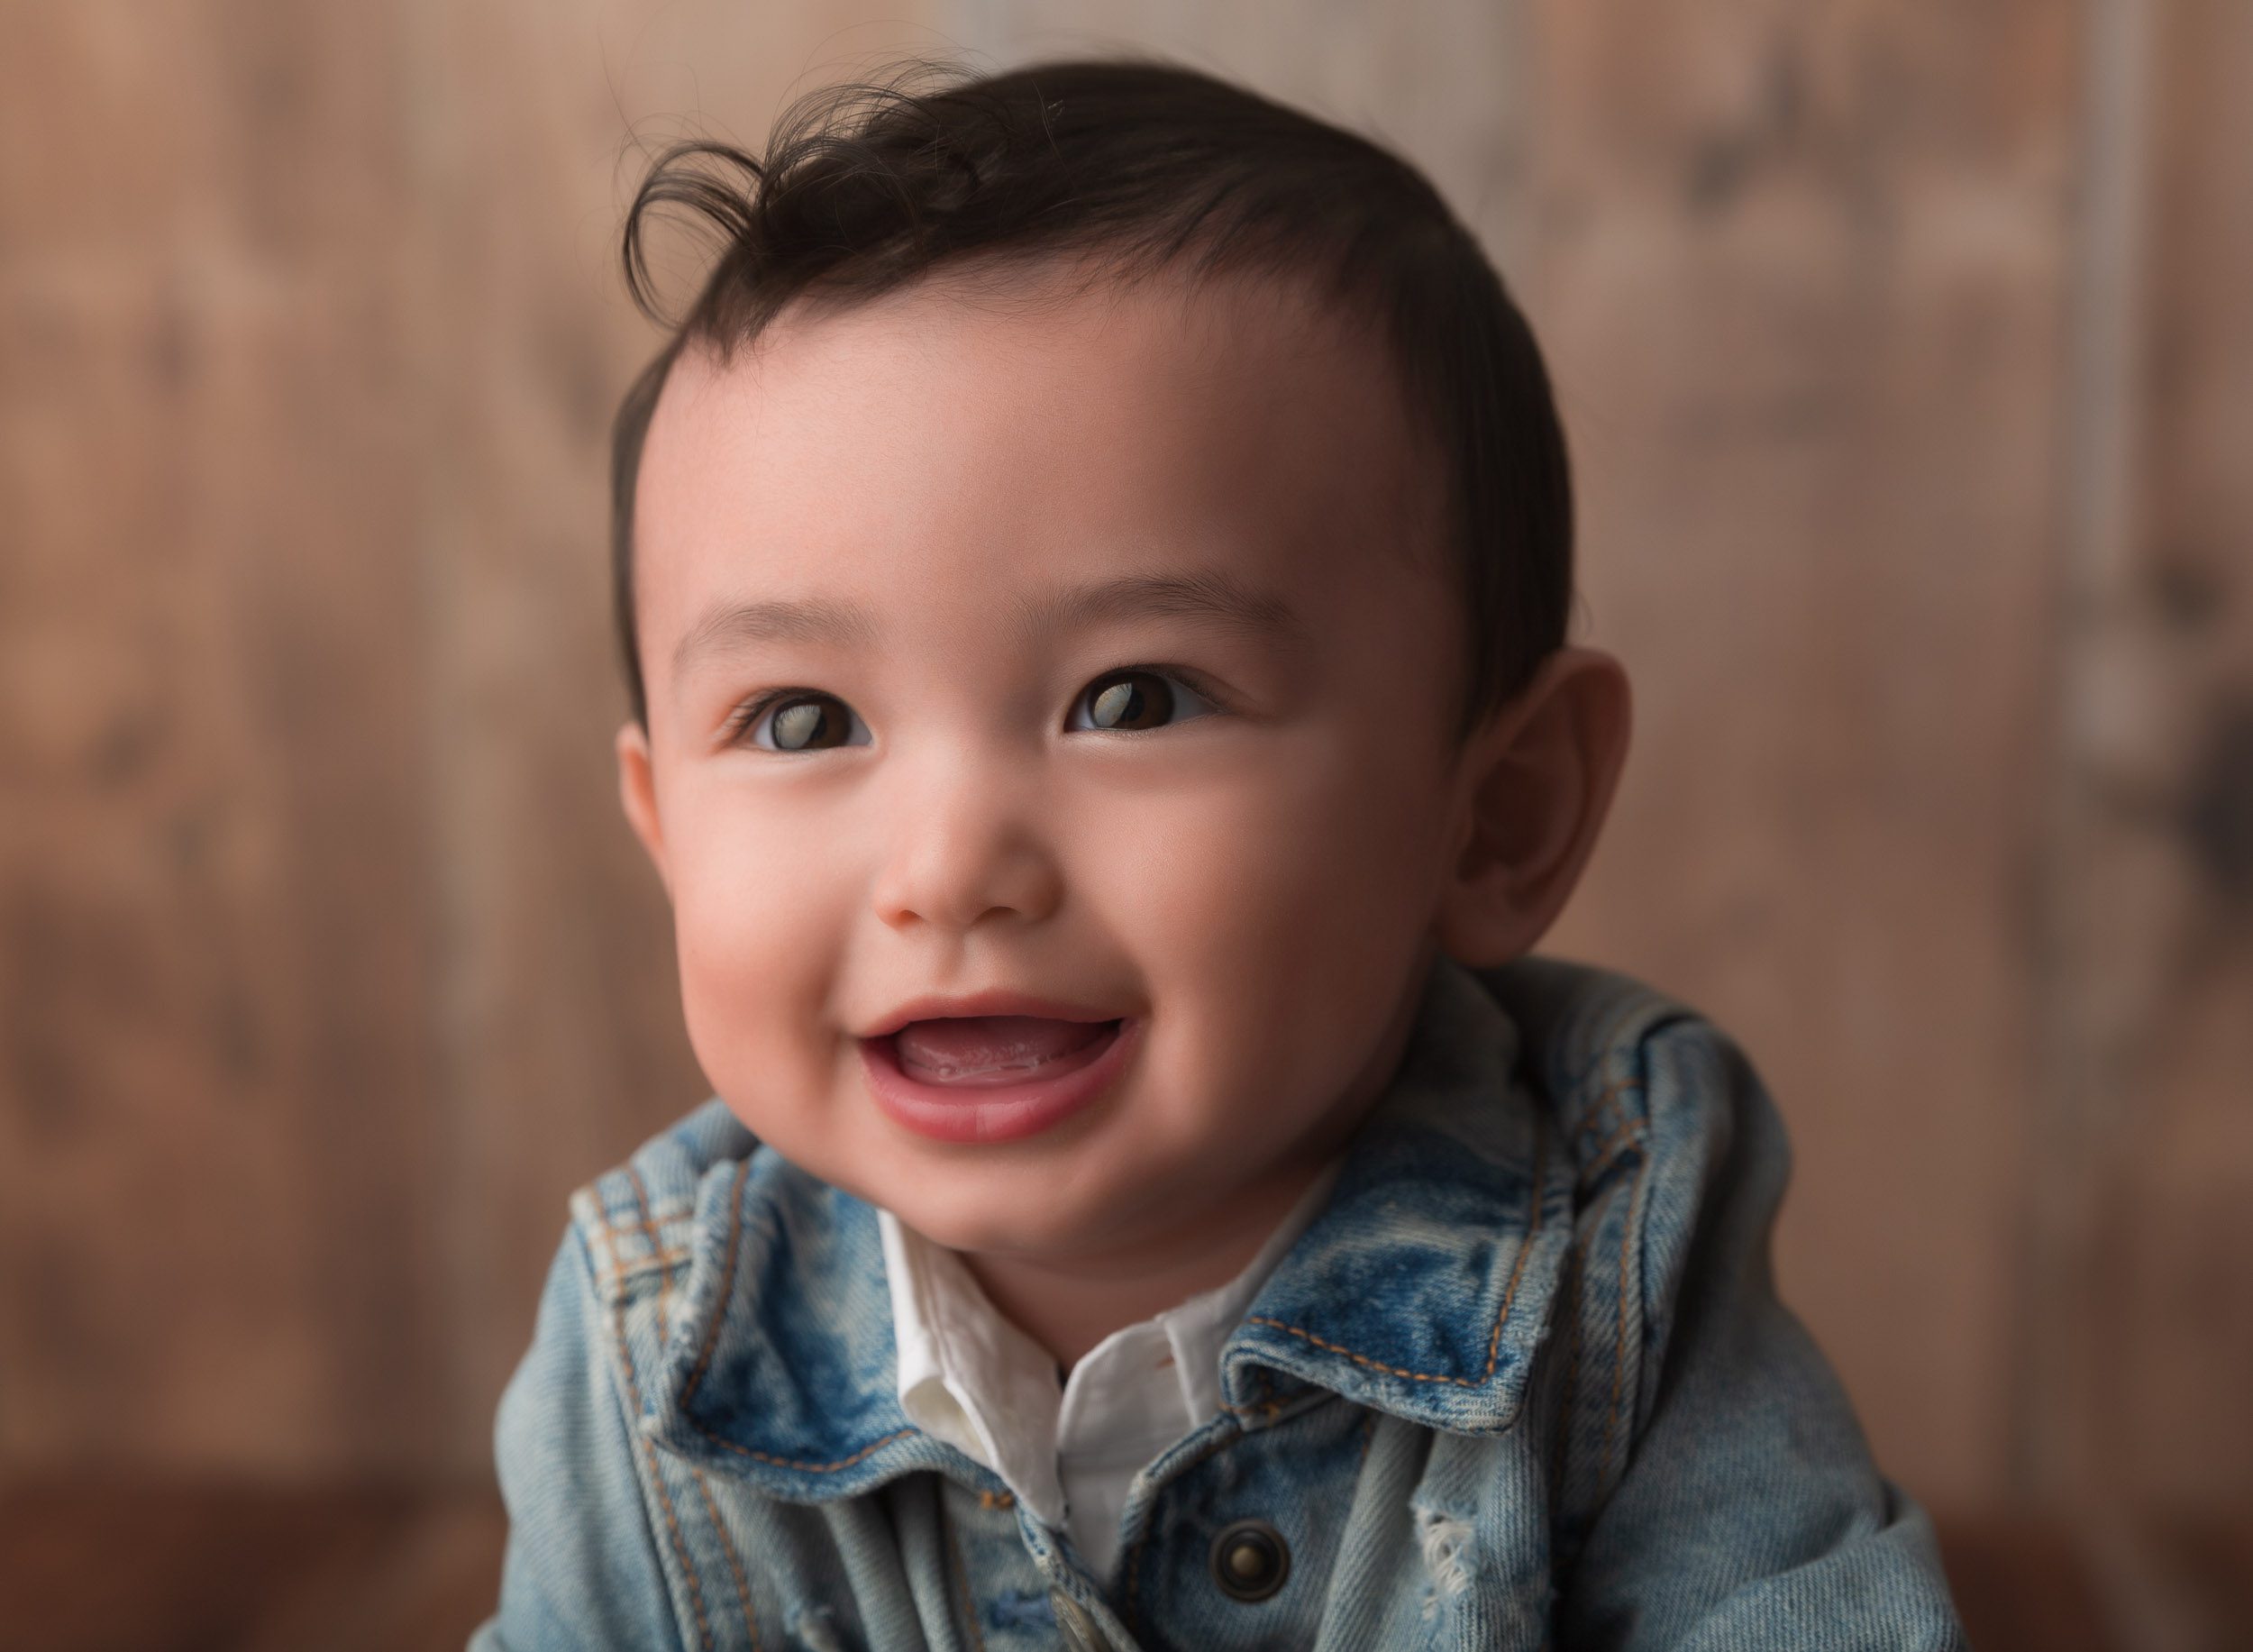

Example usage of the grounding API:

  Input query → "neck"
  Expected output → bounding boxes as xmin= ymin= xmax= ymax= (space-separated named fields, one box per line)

xmin=961 ymin=1155 xmax=1329 ymax=1370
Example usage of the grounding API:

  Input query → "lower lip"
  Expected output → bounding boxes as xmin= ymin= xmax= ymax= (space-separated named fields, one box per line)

xmin=860 ymin=1017 xmax=1143 ymax=1145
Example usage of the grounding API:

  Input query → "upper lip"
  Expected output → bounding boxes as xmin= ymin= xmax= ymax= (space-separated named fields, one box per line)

xmin=861 ymin=991 xmax=1127 ymax=1039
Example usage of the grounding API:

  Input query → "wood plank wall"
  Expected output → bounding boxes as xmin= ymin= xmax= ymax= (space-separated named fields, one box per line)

xmin=2 ymin=0 xmax=2245 ymax=1516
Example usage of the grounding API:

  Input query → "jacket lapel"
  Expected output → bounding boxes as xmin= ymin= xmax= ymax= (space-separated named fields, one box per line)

xmin=1219 ymin=957 xmax=1573 ymax=1435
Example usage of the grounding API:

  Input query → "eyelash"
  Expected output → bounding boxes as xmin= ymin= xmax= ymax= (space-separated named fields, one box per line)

xmin=725 ymin=685 xmax=807 ymax=744
xmin=721 ymin=663 xmax=1231 ymax=749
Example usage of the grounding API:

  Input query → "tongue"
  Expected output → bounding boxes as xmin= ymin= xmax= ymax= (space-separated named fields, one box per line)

xmin=894 ymin=1016 xmax=1112 ymax=1086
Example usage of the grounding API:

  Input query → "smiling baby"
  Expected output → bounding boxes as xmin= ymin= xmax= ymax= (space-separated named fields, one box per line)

xmin=472 ymin=55 xmax=1966 ymax=1652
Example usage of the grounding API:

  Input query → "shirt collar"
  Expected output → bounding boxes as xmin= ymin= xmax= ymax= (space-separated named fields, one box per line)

xmin=874 ymin=1155 xmax=1345 ymax=1528
xmin=641 ymin=954 xmax=1569 ymax=1500
xmin=877 ymin=1206 xmax=1063 ymax=1517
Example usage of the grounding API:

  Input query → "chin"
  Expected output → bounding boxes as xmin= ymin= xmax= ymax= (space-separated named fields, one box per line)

xmin=875 ymin=1175 xmax=1104 ymax=1255
xmin=885 ymin=1195 xmax=1058 ymax=1254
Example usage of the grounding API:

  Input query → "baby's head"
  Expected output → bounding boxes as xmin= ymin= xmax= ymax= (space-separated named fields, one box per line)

xmin=611 ymin=59 xmax=1630 ymax=1266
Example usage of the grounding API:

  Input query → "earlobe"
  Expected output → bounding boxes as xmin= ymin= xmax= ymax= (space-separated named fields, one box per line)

xmin=615 ymin=719 xmax=671 ymax=894
xmin=1433 ymin=646 xmax=1632 ymax=970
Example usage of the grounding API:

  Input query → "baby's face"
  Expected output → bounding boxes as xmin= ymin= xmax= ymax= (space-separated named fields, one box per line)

xmin=623 ymin=263 xmax=1475 ymax=1260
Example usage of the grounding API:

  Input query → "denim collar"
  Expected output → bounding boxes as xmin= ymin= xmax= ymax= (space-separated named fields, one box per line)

xmin=637 ymin=955 xmax=1572 ymax=1503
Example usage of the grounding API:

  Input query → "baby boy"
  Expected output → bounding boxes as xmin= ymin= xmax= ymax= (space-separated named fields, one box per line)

xmin=472 ymin=56 xmax=1966 ymax=1651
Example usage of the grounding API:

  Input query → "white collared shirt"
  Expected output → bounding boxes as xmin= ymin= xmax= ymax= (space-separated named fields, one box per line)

xmin=876 ymin=1159 xmax=1344 ymax=1585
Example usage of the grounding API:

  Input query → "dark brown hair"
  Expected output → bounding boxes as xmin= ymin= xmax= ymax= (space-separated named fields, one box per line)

xmin=612 ymin=55 xmax=1571 ymax=745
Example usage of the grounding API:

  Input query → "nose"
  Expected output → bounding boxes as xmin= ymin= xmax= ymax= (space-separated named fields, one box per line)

xmin=868 ymin=751 xmax=1063 ymax=935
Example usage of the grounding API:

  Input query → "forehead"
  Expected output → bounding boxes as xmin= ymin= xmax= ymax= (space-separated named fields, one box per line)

xmin=633 ymin=260 xmax=1451 ymax=673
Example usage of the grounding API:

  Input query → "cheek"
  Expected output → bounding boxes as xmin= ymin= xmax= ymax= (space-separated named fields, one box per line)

xmin=1098 ymin=727 xmax=1446 ymax=1102
xmin=664 ymin=793 xmax=850 ymax=1096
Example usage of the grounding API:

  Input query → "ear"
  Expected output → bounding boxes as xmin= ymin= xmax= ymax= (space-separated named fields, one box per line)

xmin=616 ymin=718 xmax=671 ymax=896
xmin=1432 ymin=645 xmax=1632 ymax=969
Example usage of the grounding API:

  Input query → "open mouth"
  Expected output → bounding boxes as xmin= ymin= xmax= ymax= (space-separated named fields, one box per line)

xmin=859 ymin=1014 xmax=1142 ymax=1144
xmin=888 ymin=1014 xmax=1125 ymax=1088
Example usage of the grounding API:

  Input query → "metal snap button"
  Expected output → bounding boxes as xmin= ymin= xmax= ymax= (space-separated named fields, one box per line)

xmin=1209 ymin=1518 xmax=1291 ymax=1602
xmin=1049 ymin=1587 xmax=1108 ymax=1651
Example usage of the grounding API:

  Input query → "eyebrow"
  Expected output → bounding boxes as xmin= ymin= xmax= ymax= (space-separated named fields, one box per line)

xmin=670 ymin=570 xmax=1312 ymax=683
xmin=672 ymin=594 xmax=880 ymax=678
xmin=1014 ymin=570 xmax=1313 ymax=652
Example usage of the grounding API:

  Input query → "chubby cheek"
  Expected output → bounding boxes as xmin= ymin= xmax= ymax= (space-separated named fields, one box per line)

xmin=1114 ymin=726 xmax=1446 ymax=1139
xmin=666 ymin=800 xmax=852 ymax=1145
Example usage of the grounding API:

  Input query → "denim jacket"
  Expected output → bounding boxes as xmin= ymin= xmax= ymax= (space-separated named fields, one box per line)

xmin=470 ymin=954 xmax=1966 ymax=1650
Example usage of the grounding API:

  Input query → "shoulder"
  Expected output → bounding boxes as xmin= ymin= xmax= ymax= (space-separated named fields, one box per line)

xmin=488 ymin=1098 xmax=787 ymax=1479
xmin=484 ymin=1101 xmax=789 ymax=1649
xmin=553 ymin=1098 xmax=791 ymax=1424
xmin=569 ymin=1096 xmax=763 ymax=1255
xmin=1473 ymin=963 xmax=1964 ymax=1644
xmin=1470 ymin=954 xmax=1788 ymax=1228
xmin=1468 ymin=957 xmax=1797 ymax=1471
xmin=503 ymin=1100 xmax=767 ymax=1419
xmin=541 ymin=1096 xmax=908 ymax=1496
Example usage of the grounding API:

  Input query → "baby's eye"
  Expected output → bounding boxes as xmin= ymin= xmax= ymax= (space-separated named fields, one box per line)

xmin=734 ymin=692 xmax=870 ymax=753
xmin=1067 ymin=668 xmax=1222 ymax=734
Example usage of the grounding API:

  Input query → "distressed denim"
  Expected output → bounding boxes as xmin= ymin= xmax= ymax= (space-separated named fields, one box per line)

xmin=470 ymin=954 xmax=1966 ymax=1650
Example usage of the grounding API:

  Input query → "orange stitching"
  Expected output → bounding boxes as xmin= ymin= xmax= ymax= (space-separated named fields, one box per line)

xmin=626 ymin=1166 xmax=673 ymax=1346
xmin=1572 ymin=1071 xmax=1632 ymax=1148
xmin=1601 ymin=1146 xmax=1653 ymax=1486
xmin=598 ymin=1247 xmax=691 ymax=1287
xmin=689 ymin=1463 xmax=762 ymax=1652
xmin=597 ymin=1152 xmax=886 ymax=1642
xmin=1218 ymin=1393 xmax=1290 ymax=1422
xmin=1577 ymin=1117 xmax=1646 ymax=1186
xmin=584 ymin=1203 xmax=618 ymax=1269
xmin=640 ymin=1434 xmax=714 ymax=1647
xmin=1218 ymin=1362 xmax=1292 ymax=1423
xmin=1567 ymin=997 xmax=1656 ymax=1143
xmin=942 ymin=1492 xmax=988 ymax=1652
xmin=593 ymin=1191 xmax=697 ymax=1231
xmin=1481 ymin=1128 xmax=1549 ymax=1375
xmin=1219 ymin=1358 xmax=1300 ymax=1424
xmin=1244 ymin=1317 xmax=1487 ymax=1388
xmin=977 ymin=1489 xmax=1015 ymax=1510
xmin=590 ymin=1213 xmax=715 ymax=1651
xmin=1239 ymin=1115 xmax=1551 ymax=1392
xmin=641 ymin=1432 xmax=714 ymax=1648
xmin=680 ymin=1157 xmax=753 ymax=1409
xmin=688 ymin=1415 xmax=920 ymax=1474
xmin=1570 ymin=1023 xmax=1648 ymax=1147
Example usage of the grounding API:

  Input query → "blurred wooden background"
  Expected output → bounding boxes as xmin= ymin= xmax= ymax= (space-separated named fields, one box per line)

xmin=3 ymin=0 xmax=2248 ymax=1646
